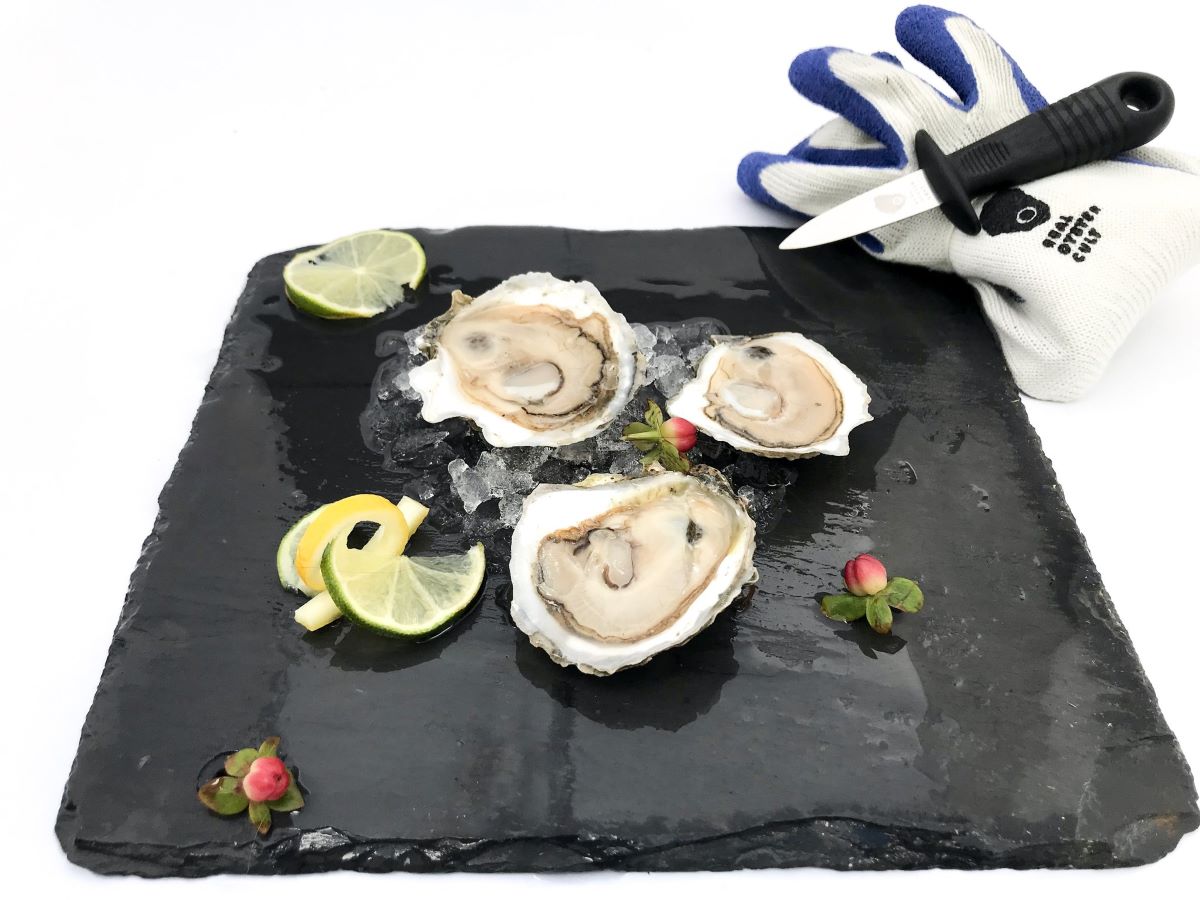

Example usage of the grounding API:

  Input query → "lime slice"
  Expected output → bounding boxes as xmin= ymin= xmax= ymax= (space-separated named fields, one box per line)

xmin=296 ymin=549 xmax=394 ymax=631
xmin=323 ymin=543 xmax=486 ymax=638
xmin=283 ymin=230 xmax=426 ymax=319
xmin=277 ymin=507 xmax=323 ymax=596
xmin=278 ymin=497 xmax=430 ymax=597
xmin=284 ymin=497 xmax=432 ymax=631
xmin=295 ymin=494 xmax=411 ymax=593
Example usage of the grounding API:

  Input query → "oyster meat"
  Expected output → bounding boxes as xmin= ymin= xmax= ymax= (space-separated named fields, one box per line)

xmin=409 ymin=273 xmax=641 ymax=447
xmin=509 ymin=470 xmax=757 ymax=675
xmin=667 ymin=332 xmax=871 ymax=458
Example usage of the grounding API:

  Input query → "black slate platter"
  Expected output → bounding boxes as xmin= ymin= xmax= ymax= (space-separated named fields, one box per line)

xmin=58 ymin=227 xmax=1197 ymax=876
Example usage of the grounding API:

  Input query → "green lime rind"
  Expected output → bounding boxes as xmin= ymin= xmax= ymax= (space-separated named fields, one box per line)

xmin=278 ymin=497 xmax=417 ymax=597
xmin=283 ymin=286 xmax=370 ymax=320
xmin=322 ymin=543 xmax=485 ymax=639
xmin=282 ymin=229 xmax=426 ymax=320
xmin=276 ymin=506 xmax=325 ymax=595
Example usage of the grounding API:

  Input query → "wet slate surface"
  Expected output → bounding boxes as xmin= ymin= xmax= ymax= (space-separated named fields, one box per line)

xmin=57 ymin=227 xmax=1197 ymax=876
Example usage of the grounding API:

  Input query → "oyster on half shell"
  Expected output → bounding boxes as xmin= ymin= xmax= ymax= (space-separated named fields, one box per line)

xmin=509 ymin=469 xmax=757 ymax=676
xmin=667 ymin=332 xmax=872 ymax=458
xmin=409 ymin=272 xmax=642 ymax=447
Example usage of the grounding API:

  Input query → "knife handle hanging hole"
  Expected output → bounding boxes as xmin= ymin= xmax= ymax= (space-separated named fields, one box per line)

xmin=1119 ymin=74 xmax=1166 ymax=113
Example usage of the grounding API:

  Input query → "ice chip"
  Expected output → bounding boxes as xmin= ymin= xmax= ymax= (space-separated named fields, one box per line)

xmin=595 ymin=425 xmax=627 ymax=453
xmin=553 ymin=436 xmax=599 ymax=463
xmin=499 ymin=494 xmax=526 ymax=527
xmin=403 ymin=325 xmax=426 ymax=358
xmin=686 ymin=342 xmax=711 ymax=367
xmin=536 ymin=456 xmax=585 ymax=486
xmin=608 ymin=447 xmax=644 ymax=475
xmin=391 ymin=367 xmax=419 ymax=400
xmin=498 ymin=446 xmax=552 ymax=477
xmin=390 ymin=427 xmax=449 ymax=460
xmin=651 ymin=355 xmax=689 ymax=397
xmin=631 ymin=322 xmax=657 ymax=356
xmin=473 ymin=450 xmax=507 ymax=483
xmin=462 ymin=506 xmax=505 ymax=539
xmin=448 ymin=458 xmax=491 ymax=513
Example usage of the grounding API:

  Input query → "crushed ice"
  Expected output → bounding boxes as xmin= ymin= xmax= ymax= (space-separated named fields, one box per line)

xmin=361 ymin=317 xmax=797 ymax=548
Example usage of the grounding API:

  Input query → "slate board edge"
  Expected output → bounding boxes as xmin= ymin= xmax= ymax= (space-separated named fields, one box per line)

xmin=55 ymin=228 xmax=1199 ymax=876
xmin=63 ymin=808 xmax=1200 ymax=878
xmin=54 ymin=250 xmax=289 ymax=873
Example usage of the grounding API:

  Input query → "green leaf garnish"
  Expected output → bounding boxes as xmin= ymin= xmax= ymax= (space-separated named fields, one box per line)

xmin=866 ymin=594 xmax=893 ymax=634
xmin=878 ymin=577 xmax=924 ymax=613
xmin=257 ymin=736 xmax=281 ymax=757
xmin=658 ymin=440 xmax=690 ymax=473
xmin=248 ymin=800 xmax=273 ymax=835
xmin=820 ymin=593 xmax=868 ymax=622
xmin=623 ymin=424 xmax=659 ymax=442
xmin=224 ymin=748 xmax=259 ymax=777
xmin=267 ymin=776 xmax=305 ymax=813
xmin=645 ymin=400 xmax=664 ymax=429
xmin=198 ymin=776 xmax=249 ymax=815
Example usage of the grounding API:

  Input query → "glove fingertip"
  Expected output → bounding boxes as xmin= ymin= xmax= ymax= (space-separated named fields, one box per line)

xmin=872 ymin=51 xmax=902 ymax=67
xmin=786 ymin=47 xmax=843 ymax=98
xmin=894 ymin=5 xmax=978 ymax=105
xmin=736 ymin=152 xmax=810 ymax=217
xmin=786 ymin=46 xmax=909 ymax=163
xmin=736 ymin=151 xmax=775 ymax=194
xmin=895 ymin=5 xmax=965 ymax=43
xmin=894 ymin=4 xmax=1045 ymax=112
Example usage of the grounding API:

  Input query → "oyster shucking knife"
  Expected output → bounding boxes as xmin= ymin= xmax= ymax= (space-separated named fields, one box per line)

xmin=779 ymin=72 xmax=1174 ymax=250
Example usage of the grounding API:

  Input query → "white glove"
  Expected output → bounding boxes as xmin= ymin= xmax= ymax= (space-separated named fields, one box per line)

xmin=737 ymin=5 xmax=1200 ymax=401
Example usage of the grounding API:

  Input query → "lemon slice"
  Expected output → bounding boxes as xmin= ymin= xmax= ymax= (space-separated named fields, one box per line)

xmin=294 ymin=494 xmax=410 ymax=593
xmin=285 ymin=498 xmax=430 ymax=631
xmin=283 ymin=230 xmax=426 ymax=319
xmin=278 ymin=497 xmax=429 ymax=597
xmin=323 ymin=542 xmax=486 ymax=638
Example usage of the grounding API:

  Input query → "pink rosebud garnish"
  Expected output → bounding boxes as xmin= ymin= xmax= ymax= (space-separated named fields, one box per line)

xmin=622 ymin=401 xmax=693 ymax=472
xmin=843 ymin=553 xmax=888 ymax=597
xmin=821 ymin=557 xmax=923 ymax=634
xmin=242 ymin=756 xmax=290 ymax=803
xmin=199 ymin=736 xmax=303 ymax=834
xmin=660 ymin=417 xmax=698 ymax=452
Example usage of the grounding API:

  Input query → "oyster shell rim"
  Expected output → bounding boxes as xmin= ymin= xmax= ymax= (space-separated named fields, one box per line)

xmin=409 ymin=272 xmax=643 ymax=448
xmin=665 ymin=331 xmax=872 ymax=459
xmin=508 ymin=471 xmax=758 ymax=676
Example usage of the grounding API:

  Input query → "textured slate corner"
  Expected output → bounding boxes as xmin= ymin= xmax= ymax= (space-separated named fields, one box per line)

xmin=57 ymin=227 xmax=1197 ymax=876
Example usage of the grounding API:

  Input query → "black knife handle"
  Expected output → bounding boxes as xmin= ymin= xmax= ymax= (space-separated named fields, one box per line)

xmin=916 ymin=72 xmax=1174 ymax=235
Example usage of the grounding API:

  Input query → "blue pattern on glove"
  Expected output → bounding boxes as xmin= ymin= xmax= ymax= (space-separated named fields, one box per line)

xmin=785 ymin=47 xmax=910 ymax=167
xmin=895 ymin=6 xmax=1045 ymax=114
xmin=737 ymin=5 xmax=1049 ymax=222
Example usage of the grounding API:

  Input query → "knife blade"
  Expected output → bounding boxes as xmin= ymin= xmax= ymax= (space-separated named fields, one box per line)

xmin=779 ymin=72 xmax=1174 ymax=251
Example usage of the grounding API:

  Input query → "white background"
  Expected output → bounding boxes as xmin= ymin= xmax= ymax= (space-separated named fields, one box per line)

xmin=2 ymin=1 xmax=1197 ymax=897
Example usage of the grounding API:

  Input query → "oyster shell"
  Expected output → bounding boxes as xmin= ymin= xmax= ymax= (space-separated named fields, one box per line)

xmin=409 ymin=272 xmax=641 ymax=447
xmin=667 ymin=332 xmax=871 ymax=458
xmin=509 ymin=469 xmax=757 ymax=676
